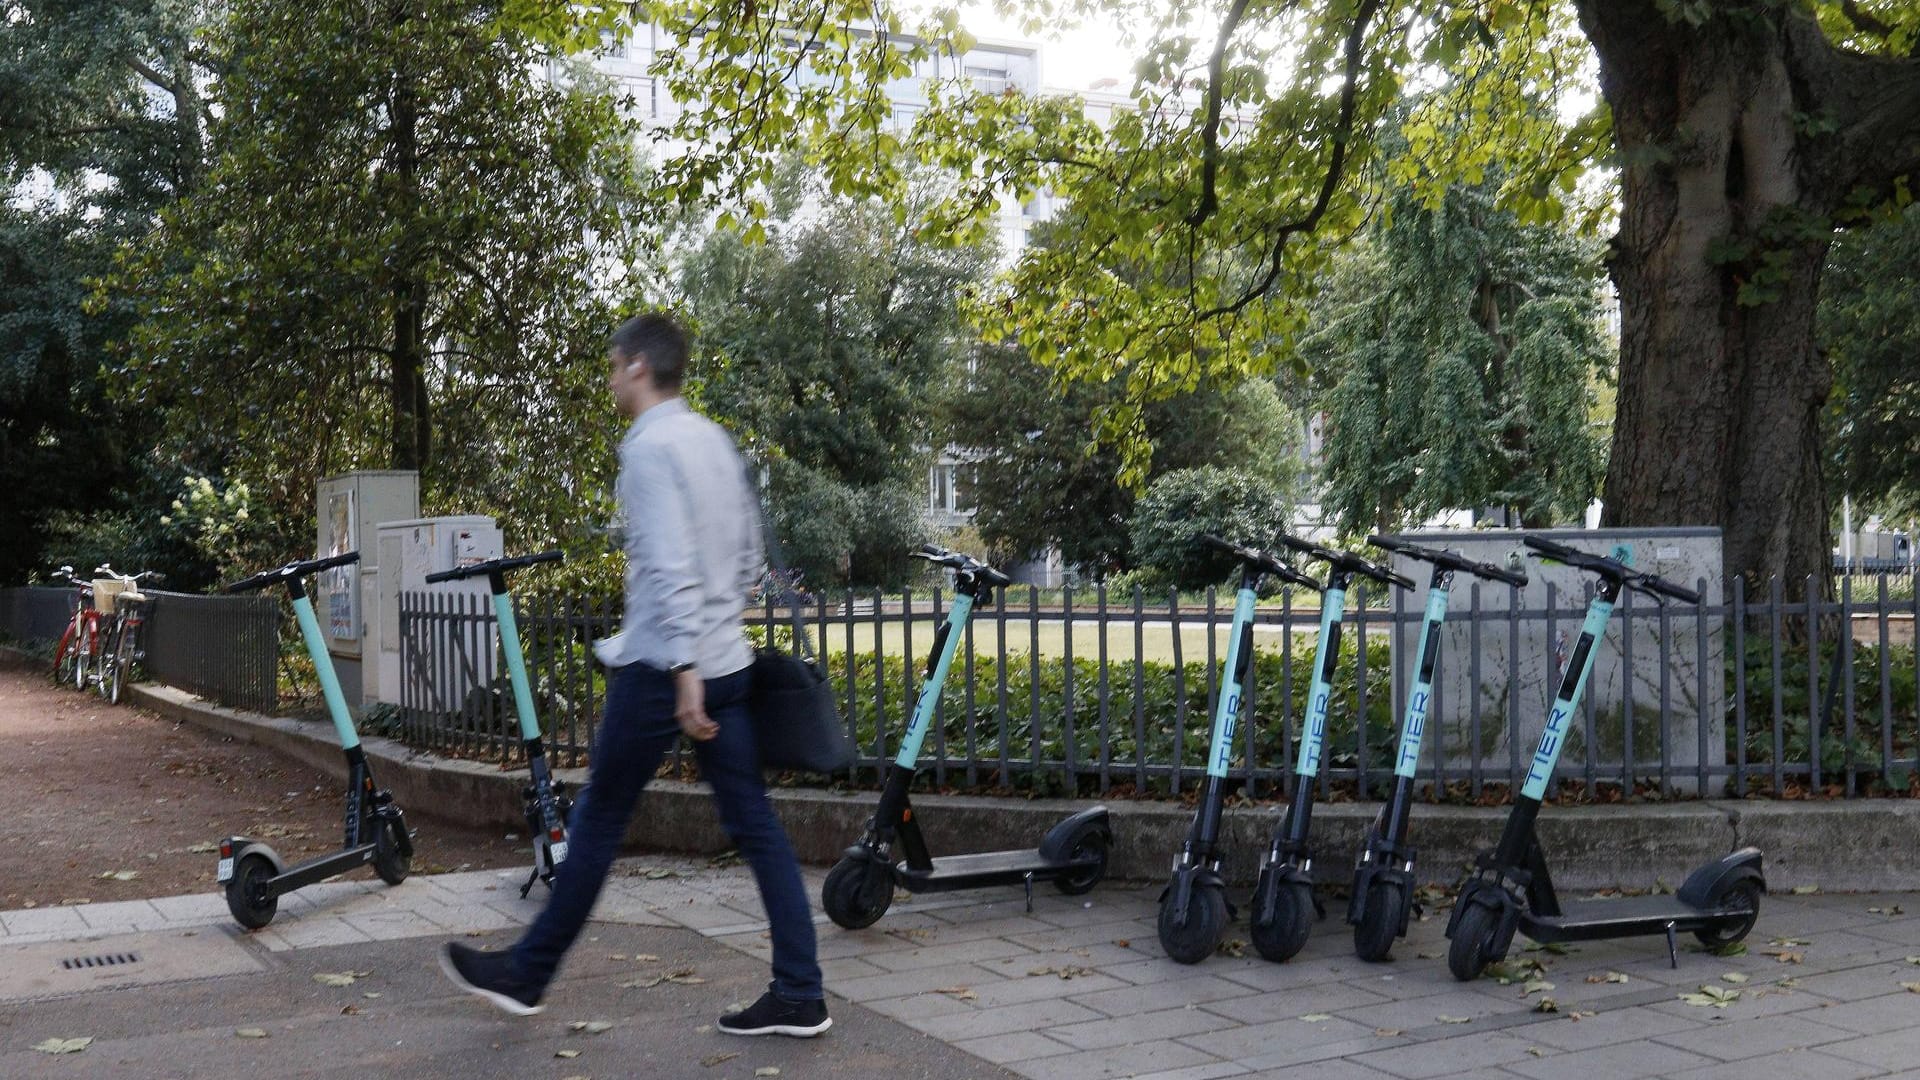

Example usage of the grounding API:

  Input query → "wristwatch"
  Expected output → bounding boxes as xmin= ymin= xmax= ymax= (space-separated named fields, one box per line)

xmin=667 ymin=661 xmax=697 ymax=676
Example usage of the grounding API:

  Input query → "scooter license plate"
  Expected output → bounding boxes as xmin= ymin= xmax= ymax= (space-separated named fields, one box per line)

xmin=550 ymin=841 xmax=568 ymax=865
xmin=216 ymin=857 xmax=234 ymax=883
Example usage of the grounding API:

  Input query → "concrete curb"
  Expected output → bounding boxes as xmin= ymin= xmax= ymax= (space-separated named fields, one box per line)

xmin=105 ymin=677 xmax=1920 ymax=892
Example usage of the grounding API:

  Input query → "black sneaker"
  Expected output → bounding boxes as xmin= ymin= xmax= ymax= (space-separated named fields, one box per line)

xmin=438 ymin=942 xmax=545 ymax=1016
xmin=718 ymin=991 xmax=831 ymax=1037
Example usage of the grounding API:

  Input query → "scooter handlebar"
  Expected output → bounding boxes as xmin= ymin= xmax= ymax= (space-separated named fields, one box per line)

xmin=1277 ymin=533 xmax=1415 ymax=590
xmin=911 ymin=544 xmax=1011 ymax=588
xmin=1197 ymin=534 xmax=1320 ymax=590
xmin=225 ymin=551 xmax=361 ymax=594
xmin=1367 ymin=535 xmax=1528 ymax=588
xmin=424 ymin=549 xmax=565 ymax=584
xmin=1521 ymin=536 xmax=1700 ymax=604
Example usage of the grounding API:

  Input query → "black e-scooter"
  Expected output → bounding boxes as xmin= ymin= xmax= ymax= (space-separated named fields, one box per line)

xmin=424 ymin=550 xmax=574 ymax=897
xmin=1158 ymin=535 xmax=1322 ymax=964
xmin=1346 ymin=535 xmax=1527 ymax=961
xmin=1445 ymin=535 xmax=1763 ymax=980
xmin=823 ymin=545 xmax=1111 ymax=928
xmin=1249 ymin=534 xmax=1412 ymax=963
xmin=219 ymin=553 xmax=412 ymax=928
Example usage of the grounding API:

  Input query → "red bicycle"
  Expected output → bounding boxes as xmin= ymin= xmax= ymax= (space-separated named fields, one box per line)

xmin=49 ymin=566 xmax=97 ymax=690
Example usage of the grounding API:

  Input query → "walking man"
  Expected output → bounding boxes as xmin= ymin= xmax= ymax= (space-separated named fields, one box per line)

xmin=440 ymin=312 xmax=829 ymax=1037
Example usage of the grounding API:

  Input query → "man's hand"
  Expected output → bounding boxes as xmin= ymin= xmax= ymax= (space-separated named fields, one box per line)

xmin=674 ymin=668 xmax=716 ymax=741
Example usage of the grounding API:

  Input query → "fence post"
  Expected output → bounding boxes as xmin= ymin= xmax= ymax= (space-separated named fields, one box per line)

xmin=1062 ymin=586 xmax=1077 ymax=792
xmin=1808 ymin=576 xmax=1822 ymax=791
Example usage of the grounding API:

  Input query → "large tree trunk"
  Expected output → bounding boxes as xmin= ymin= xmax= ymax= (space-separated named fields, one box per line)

xmin=1575 ymin=1 xmax=1920 ymax=599
xmin=386 ymin=34 xmax=429 ymax=473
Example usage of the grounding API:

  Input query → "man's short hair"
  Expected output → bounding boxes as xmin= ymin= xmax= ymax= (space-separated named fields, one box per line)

xmin=610 ymin=312 xmax=690 ymax=390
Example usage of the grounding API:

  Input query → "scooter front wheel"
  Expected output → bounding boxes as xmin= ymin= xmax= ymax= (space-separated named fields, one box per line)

xmin=1157 ymin=881 xmax=1228 ymax=964
xmin=1446 ymin=901 xmax=1500 ymax=981
xmin=373 ymin=818 xmax=411 ymax=886
xmin=225 ymin=854 xmax=279 ymax=930
xmin=823 ymin=857 xmax=894 ymax=929
xmin=1352 ymin=879 xmax=1405 ymax=962
xmin=1250 ymin=872 xmax=1314 ymax=963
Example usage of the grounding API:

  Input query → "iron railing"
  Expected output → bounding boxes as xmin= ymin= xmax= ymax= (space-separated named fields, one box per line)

xmin=139 ymin=591 xmax=280 ymax=714
xmin=395 ymin=576 xmax=1918 ymax=802
xmin=0 ymin=586 xmax=80 ymax=646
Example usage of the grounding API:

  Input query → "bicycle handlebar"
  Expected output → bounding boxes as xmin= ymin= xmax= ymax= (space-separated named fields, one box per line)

xmin=1197 ymin=534 xmax=1321 ymax=590
xmin=1276 ymin=533 xmax=1416 ymax=590
xmin=912 ymin=544 xmax=1012 ymax=588
xmin=424 ymin=549 xmax=565 ymax=584
xmin=1366 ymin=535 xmax=1528 ymax=588
xmin=225 ymin=551 xmax=361 ymax=594
xmin=1521 ymin=536 xmax=1701 ymax=603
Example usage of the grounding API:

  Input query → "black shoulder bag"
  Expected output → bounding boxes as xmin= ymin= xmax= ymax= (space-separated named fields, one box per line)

xmin=745 ymin=490 xmax=855 ymax=774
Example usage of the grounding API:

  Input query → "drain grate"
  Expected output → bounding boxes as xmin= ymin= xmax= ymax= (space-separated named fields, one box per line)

xmin=60 ymin=953 xmax=140 ymax=971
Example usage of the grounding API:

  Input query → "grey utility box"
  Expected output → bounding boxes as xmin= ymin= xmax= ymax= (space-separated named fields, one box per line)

xmin=1377 ymin=528 xmax=1724 ymax=797
xmin=315 ymin=471 xmax=420 ymax=709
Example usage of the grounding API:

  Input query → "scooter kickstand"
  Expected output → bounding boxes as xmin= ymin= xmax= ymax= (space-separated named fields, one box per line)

xmin=520 ymin=865 xmax=540 ymax=899
xmin=1664 ymin=922 xmax=1678 ymax=969
xmin=1024 ymin=871 xmax=1035 ymax=913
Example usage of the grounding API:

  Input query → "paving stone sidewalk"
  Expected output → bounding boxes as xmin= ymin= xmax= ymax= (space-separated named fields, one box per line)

xmin=5 ymin=858 xmax=1920 ymax=1079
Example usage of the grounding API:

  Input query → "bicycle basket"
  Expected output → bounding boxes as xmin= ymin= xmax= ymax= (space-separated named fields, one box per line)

xmin=92 ymin=579 xmax=131 ymax=614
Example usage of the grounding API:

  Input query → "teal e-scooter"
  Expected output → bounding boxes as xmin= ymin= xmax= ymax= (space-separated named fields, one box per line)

xmin=1249 ymin=534 xmax=1412 ymax=963
xmin=424 ymin=550 xmax=574 ymax=897
xmin=218 ymin=552 xmax=412 ymax=928
xmin=1345 ymin=534 xmax=1527 ymax=961
xmin=822 ymin=545 xmax=1111 ymax=928
xmin=1158 ymin=535 xmax=1322 ymax=964
xmin=1445 ymin=535 xmax=1762 ymax=980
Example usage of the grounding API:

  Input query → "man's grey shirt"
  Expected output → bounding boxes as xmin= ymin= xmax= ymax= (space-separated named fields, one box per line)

xmin=592 ymin=397 xmax=764 ymax=678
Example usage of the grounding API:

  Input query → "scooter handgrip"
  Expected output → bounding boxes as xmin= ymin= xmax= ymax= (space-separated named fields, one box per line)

xmin=1638 ymin=574 xmax=1701 ymax=604
xmin=1473 ymin=560 xmax=1529 ymax=588
xmin=423 ymin=565 xmax=471 ymax=584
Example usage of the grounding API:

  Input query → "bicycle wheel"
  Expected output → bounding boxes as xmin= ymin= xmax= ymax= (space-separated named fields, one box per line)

xmin=108 ymin=624 xmax=134 ymax=705
xmin=52 ymin=626 xmax=78 ymax=687
xmin=95 ymin=623 xmax=119 ymax=701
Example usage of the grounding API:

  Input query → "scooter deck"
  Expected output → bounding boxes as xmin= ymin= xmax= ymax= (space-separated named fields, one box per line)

xmin=266 ymin=842 xmax=380 ymax=898
xmin=896 ymin=849 xmax=1092 ymax=893
xmin=1519 ymin=894 xmax=1746 ymax=942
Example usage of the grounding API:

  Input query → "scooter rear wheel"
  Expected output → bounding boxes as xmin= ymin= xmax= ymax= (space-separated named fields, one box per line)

xmin=225 ymin=853 xmax=279 ymax=930
xmin=1158 ymin=880 xmax=1228 ymax=964
xmin=373 ymin=818 xmax=411 ymax=886
xmin=1251 ymin=872 xmax=1314 ymax=963
xmin=1352 ymin=879 xmax=1405 ymax=963
xmin=1446 ymin=901 xmax=1500 ymax=981
xmin=823 ymin=856 xmax=894 ymax=929
xmin=1693 ymin=874 xmax=1762 ymax=949
xmin=1053 ymin=826 xmax=1110 ymax=896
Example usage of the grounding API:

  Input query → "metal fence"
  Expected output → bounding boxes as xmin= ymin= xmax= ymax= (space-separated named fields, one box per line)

xmin=0 ymin=586 xmax=80 ymax=646
xmin=135 ymin=591 xmax=280 ymax=713
xmin=395 ymin=576 xmax=1918 ymax=802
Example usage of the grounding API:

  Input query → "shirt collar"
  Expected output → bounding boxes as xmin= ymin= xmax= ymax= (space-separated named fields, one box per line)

xmin=625 ymin=396 xmax=690 ymax=443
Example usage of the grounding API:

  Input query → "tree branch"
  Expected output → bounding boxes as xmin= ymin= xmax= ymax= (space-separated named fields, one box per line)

xmin=1793 ymin=10 xmax=1920 ymax=205
xmin=1194 ymin=0 xmax=1385 ymax=321
xmin=1186 ymin=0 xmax=1260 ymax=228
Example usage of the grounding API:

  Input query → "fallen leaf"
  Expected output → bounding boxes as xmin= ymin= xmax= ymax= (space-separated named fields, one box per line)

xmin=1789 ymin=885 xmax=1819 ymax=895
xmin=1528 ymin=1047 xmax=1548 ymax=1057
xmin=634 ymin=954 xmax=660 ymax=962
xmin=1762 ymin=950 xmax=1804 ymax=964
xmin=1584 ymin=971 xmax=1629 ymax=984
xmin=1028 ymin=966 xmax=1096 ymax=980
xmin=1215 ymin=939 xmax=1247 ymax=958
xmin=363 ymin=992 xmax=383 ymax=999
xmin=1416 ymin=950 xmax=1443 ymax=960
xmin=1721 ymin=972 xmax=1750 ymax=985
xmin=1906 ymin=956 xmax=1920 ymax=965
xmin=1521 ymin=979 xmax=1556 ymax=997
xmin=569 ymin=1020 xmax=614 ymax=1034
xmin=33 ymin=1037 xmax=92 ymax=1054
xmin=1770 ymin=937 xmax=1811 ymax=947
xmin=313 ymin=971 xmax=369 ymax=987
xmin=1437 ymin=1015 xmax=1471 ymax=1024
xmin=702 ymin=1052 xmax=739 ymax=1066
xmin=1299 ymin=1014 xmax=1332 ymax=1023
xmin=1868 ymin=905 xmax=1905 ymax=916
xmin=187 ymin=841 xmax=220 ymax=853
xmin=755 ymin=1069 xmax=781 ymax=1077
xmin=98 ymin=870 xmax=140 ymax=881
xmin=1902 ymin=982 xmax=1920 ymax=994
xmin=339 ymin=1005 xmax=360 ymax=1016
xmin=235 ymin=1028 xmax=269 ymax=1039
xmin=933 ymin=987 xmax=978 ymax=1001
xmin=1532 ymin=998 xmax=1559 ymax=1014
xmin=1373 ymin=1028 xmax=1402 ymax=1037
xmin=1709 ymin=942 xmax=1748 ymax=958
xmin=555 ymin=1048 xmax=580 ymax=1059
xmin=1113 ymin=939 xmax=1131 ymax=948
xmin=1678 ymin=985 xmax=1742 ymax=1009
xmin=610 ymin=954 xmax=628 ymax=961
xmin=1568 ymin=1010 xmax=1596 ymax=1021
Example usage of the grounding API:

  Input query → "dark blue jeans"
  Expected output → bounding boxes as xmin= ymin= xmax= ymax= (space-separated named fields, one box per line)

xmin=509 ymin=662 xmax=823 ymax=1001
